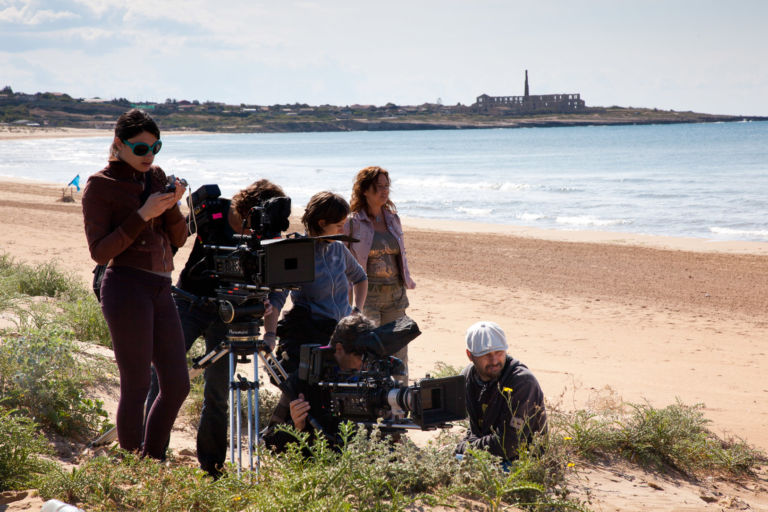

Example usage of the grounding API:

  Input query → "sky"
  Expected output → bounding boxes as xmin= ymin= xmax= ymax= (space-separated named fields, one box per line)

xmin=2 ymin=0 xmax=767 ymax=116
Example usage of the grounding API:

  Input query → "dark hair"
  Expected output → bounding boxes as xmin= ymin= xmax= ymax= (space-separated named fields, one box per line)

xmin=330 ymin=313 xmax=376 ymax=355
xmin=110 ymin=109 xmax=160 ymax=158
xmin=231 ymin=179 xmax=286 ymax=220
xmin=350 ymin=166 xmax=395 ymax=214
xmin=301 ymin=191 xmax=350 ymax=236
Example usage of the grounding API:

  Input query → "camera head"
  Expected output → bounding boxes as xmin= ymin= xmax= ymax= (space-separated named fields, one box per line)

xmin=184 ymin=184 xmax=314 ymax=325
xmin=248 ymin=196 xmax=291 ymax=240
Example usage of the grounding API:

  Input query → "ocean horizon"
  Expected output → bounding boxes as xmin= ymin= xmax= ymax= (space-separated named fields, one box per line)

xmin=2 ymin=121 xmax=767 ymax=242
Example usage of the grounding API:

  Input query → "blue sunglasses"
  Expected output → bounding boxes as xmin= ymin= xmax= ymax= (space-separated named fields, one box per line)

xmin=122 ymin=139 xmax=162 ymax=156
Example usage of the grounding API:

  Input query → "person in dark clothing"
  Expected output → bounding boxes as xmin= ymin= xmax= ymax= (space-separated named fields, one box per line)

xmin=262 ymin=314 xmax=372 ymax=453
xmin=144 ymin=179 xmax=283 ymax=477
xmin=455 ymin=321 xmax=547 ymax=463
xmin=82 ymin=109 xmax=189 ymax=459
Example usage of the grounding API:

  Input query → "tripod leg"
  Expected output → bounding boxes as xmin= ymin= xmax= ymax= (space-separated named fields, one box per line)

xmin=236 ymin=376 xmax=243 ymax=476
xmin=247 ymin=385 xmax=254 ymax=473
xmin=253 ymin=355 xmax=260 ymax=473
xmin=229 ymin=351 xmax=236 ymax=474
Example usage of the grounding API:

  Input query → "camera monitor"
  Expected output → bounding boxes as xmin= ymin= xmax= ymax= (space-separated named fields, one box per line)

xmin=412 ymin=375 xmax=466 ymax=428
xmin=260 ymin=237 xmax=315 ymax=287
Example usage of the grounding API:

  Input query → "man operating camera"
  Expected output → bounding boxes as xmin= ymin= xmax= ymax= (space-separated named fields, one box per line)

xmin=262 ymin=313 xmax=374 ymax=452
xmin=145 ymin=179 xmax=285 ymax=477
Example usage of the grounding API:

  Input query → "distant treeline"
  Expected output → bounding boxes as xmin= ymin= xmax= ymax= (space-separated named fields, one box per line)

xmin=0 ymin=85 xmax=762 ymax=133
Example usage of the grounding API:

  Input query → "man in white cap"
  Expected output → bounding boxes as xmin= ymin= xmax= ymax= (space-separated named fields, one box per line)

xmin=455 ymin=321 xmax=547 ymax=463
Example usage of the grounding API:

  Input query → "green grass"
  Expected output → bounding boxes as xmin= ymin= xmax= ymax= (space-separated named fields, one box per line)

xmin=0 ymin=329 xmax=110 ymax=438
xmin=0 ymin=253 xmax=111 ymax=346
xmin=554 ymin=398 xmax=764 ymax=476
xmin=58 ymin=295 xmax=111 ymax=347
xmin=429 ymin=360 xmax=463 ymax=378
xmin=0 ymin=254 xmax=82 ymax=300
xmin=37 ymin=425 xmax=583 ymax=512
xmin=0 ymin=407 xmax=54 ymax=491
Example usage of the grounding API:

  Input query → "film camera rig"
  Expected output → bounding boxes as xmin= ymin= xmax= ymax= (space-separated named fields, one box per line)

xmin=295 ymin=317 xmax=466 ymax=434
xmin=183 ymin=184 xmax=318 ymax=474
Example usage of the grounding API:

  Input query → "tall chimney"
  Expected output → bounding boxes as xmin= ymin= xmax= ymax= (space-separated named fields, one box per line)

xmin=524 ymin=70 xmax=529 ymax=97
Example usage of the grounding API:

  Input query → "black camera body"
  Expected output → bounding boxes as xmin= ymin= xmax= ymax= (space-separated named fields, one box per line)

xmin=164 ymin=174 xmax=177 ymax=193
xmin=297 ymin=343 xmax=466 ymax=430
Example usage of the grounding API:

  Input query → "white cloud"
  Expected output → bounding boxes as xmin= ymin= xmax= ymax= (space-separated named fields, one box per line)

xmin=1 ymin=0 xmax=768 ymax=114
xmin=0 ymin=2 xmax=78 ymax=25
xmin=0 ymin=5 xmax=24 ymax=23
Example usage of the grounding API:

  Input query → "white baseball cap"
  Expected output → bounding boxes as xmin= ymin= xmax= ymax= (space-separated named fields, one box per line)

xmin=466 ymin=321 xmax=508 ymax=356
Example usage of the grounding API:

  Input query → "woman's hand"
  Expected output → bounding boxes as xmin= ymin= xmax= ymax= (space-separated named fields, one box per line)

xmin=289 ymin=393 xmax=311 ymax=431
xmin=173 ymin=178 xmax=186 ymax=203
xmin=138 ymin=191 xmax=178 ymax=221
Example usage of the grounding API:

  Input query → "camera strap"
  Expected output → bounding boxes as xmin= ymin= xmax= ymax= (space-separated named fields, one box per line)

xmin=139 ymin=169 xmax=153 ymax=204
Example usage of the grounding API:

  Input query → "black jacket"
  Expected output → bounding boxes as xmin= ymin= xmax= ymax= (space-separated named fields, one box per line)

xmin=456 ymin=356 xmax=547 ymax=461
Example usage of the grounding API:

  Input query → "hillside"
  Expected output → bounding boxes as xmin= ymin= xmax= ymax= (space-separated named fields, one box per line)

xmin=1 ymin=86 xmax=764 ymax=133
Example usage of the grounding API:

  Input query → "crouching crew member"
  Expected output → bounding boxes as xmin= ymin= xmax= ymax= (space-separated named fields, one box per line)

xmin=262 ymin=314 xmax=374 ymax=452
xmin=455 ymin=321 xmax=547 ymax=463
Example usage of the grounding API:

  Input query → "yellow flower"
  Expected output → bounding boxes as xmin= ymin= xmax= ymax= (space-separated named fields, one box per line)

xmin=563 ymin=436 xmax=573 ymax=441
xmin=567 ymin=462 xmax=575 ymax=468
xmin=232 ymin=496 xmax=242 ymax=502
xmin=502 ymin=387 xmax=514 ymax=394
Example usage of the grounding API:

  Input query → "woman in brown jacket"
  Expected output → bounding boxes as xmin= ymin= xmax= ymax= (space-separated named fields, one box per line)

xmin=82 ymin=109 xmax=189 ymax=459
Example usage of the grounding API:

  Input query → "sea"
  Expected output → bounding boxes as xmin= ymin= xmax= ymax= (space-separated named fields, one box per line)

xmin=2 ymin=121 xmax=767 ymax=242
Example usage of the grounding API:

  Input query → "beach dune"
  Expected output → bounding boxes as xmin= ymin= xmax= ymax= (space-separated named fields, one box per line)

xmin=2 ymin=172 xmax=768 ymax=510
xmin=2 ymin=177 xmax=766 ymax=450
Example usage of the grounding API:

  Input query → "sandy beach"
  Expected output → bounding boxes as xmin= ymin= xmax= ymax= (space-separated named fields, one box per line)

xmin=1 ymin=129 xmax=767 ymax=510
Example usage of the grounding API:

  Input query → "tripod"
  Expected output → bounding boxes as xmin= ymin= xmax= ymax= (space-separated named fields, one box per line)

xmin=190 ymin=320 xmax=289 ymax=475
xmin=89 ymin=288 xmax=293 ymax=476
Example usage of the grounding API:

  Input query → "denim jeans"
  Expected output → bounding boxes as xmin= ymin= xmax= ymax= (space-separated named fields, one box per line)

xmin=147 ymin=299 xmax=229 ymax=475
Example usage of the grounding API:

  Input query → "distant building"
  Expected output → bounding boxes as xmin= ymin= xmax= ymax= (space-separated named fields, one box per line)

xmin=474 ymin=70 xmax=585 ymax=114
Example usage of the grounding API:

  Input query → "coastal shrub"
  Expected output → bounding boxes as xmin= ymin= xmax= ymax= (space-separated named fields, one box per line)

xmin=430 ymin=360 xmax=463 ymax=378
xmin=0 ymin=252 xmax=17 ymax=299
xmin=58 ymin=295 xmax=111 ymax=347
xmin=0 ymin=407 xmax=53 ymax=491
xmin=39 ymin=452 xmax=255 ymax=512
xmin=616 ymin=400 xmax=763 ymax=475
xmin=38 ymin=424 xmax=582 ymax=512
xmin=557 ymin=398 xmax=765 ymax=476
xmin=14 ymin=260 xmax=81 ymax=299
xmin=0 ymin=329 xmax=109 ymax=437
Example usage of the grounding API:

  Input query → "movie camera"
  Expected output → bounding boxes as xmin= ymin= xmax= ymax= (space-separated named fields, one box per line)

xmin=297 ymin=316 xmax=466 ymax=431
xmin=189 ymin=184 xmax=315 ymax=296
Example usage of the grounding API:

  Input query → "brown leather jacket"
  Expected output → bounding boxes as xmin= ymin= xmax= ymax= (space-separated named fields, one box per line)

xmin=82 ymin=160 xmax=187 ymax=272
